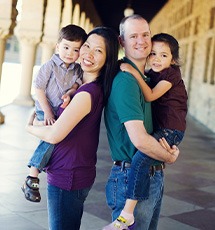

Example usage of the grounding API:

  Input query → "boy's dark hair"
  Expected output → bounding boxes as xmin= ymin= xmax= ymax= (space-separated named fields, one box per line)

xmin=152 ymin=33 xmax=180 ymax=66
xmin=57 ymin=24 xmax=87 ymax=44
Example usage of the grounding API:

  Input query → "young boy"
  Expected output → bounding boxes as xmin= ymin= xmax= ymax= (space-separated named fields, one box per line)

xmin=22 ymin=24 xmax=87 ymax=202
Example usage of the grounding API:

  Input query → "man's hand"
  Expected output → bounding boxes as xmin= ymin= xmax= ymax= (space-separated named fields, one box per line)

xmin=159 ymin=137 xmax=180 ymax=164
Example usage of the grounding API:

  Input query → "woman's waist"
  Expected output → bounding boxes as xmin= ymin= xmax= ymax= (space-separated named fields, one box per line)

xmin=47 ymin=167 xmax=96 ymax=190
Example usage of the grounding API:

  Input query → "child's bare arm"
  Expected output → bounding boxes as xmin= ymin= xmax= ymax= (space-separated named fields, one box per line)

xmin=120 ymin=63 xmax=154 ymax=101
xmin=120 ymin=63 xmax=172 ymax=102
xmin=65 ymin=82 xmax=79 ymax=97
xmin=35 ymin=88 xmax=55 ymax=125
xmin=61 ymin=83 xmax=80 ymax=109
xmin=121 ymin=63 xmax=143 ymax=81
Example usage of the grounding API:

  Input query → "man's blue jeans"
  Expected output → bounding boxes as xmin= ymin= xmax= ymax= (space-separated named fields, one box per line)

xmin=105 ymin=128 xmax=183 ymax=229
xmin=105 ymin=165 xmax=164 ymax=230
xmin=47 ymin=184 xmax=91 ymax=230
xmin=28 ymin=110 xmax=55 ymax=171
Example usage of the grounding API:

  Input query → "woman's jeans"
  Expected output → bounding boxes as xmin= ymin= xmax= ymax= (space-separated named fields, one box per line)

xmin=105 ymin=164 xmax=164 ymax=230
xmin=28 ymin=110 xmax=55 ymax=171
xmin=47 ymin=184 xmax=91 ymax=230
xmin=127 ymin=128 xmax=184 ymax=200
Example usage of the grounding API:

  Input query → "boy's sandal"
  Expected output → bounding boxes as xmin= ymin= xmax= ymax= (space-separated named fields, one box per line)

xmin=21 ymin=177 xmax=41 ymax=202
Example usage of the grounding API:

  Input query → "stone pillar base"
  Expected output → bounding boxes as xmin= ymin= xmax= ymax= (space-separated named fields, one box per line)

xmin=13 ymin=95 xmax=34 ymax=107
xmin=0 ymin=111 xmax=5 ymax=124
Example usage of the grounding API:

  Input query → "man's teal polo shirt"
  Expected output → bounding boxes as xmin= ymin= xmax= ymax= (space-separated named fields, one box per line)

xmin=104 ymin=57 xmax=153 ymax=162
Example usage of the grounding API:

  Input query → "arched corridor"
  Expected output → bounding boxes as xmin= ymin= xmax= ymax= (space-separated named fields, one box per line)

xmin=0 ymin=0 xmax=99 ymax=122
xmin=0 ymin=0 xmax=215 ymax=229
xmin=0 ymin=0 xmax=214 ymax=132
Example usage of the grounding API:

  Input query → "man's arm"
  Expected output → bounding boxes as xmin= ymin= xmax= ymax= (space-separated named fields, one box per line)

xmin=124 ymin=120 xmax=179 ymax=163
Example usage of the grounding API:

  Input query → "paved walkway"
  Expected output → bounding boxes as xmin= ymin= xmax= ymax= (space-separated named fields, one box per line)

xmin=0 ymin=104 xmax=215 ymax=230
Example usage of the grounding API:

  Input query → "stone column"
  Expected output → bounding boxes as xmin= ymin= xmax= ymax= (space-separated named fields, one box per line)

xmin=13 ymin=40 xmax=38 ymax=106
xmin=13 ymin=0 xmax=44 ymax=106
xmin=0 ymin=39 xmax=6 ymax=124
xmin=89 ymin=23 xmax=94 ymax=32
xmin=72 ymin=4 xmax=80 ymax=26
xmin=85 ymin=18 xmax=90 ymax=33
xmin=79 ymin=12 xmax=86 ymax=30
xmin=0 ymin=0 xmax=18 ymax=124
xmin=61 ymin=0 xmax=73 ymax=28
xmin=40 ymin=0 xmax=62 ymax=64
xmin=0 ymin=38 xmax=6 ymax=84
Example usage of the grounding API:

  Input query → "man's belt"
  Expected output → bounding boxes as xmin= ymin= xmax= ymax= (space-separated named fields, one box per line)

xmin=113 ymin=161 xmax=165 ymax=172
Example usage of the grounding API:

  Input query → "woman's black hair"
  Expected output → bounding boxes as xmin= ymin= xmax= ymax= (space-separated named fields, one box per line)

xmin=87 ymin=27 xmax=119 ymax=105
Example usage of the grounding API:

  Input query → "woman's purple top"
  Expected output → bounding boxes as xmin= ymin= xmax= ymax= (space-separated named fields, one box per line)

xmin=148 ymin=66 xmax=188 ymax=131
xmin=46 ymin=82 xmax=104 ymax=191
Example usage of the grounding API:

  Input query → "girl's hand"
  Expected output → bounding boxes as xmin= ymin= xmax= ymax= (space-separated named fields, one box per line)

xmin=120 ymin=63 xmax=133 ymax=73
xmin=120 ymin=63 xmax=141 ymax=81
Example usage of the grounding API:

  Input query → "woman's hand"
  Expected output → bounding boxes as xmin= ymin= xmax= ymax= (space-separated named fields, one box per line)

xmin=27 ymin=111 xmax=36 ymax=126
xmin=27 ymin=112 xmax=44 ymax=127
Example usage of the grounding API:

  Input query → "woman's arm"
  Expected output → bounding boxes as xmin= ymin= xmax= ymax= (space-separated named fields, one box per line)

xmin=120 ymin=63 xmax=172 ymax=102
xmin=26 ymin=91 xmax=91 ymax=144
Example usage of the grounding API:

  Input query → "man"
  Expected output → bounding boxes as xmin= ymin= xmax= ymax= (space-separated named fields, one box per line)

xmin=104 ymin=14 xmax=179 ymax=230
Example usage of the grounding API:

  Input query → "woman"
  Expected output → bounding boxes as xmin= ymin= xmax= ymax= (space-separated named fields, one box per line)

xmin=26 ymin=27 xmax=119 ymax=230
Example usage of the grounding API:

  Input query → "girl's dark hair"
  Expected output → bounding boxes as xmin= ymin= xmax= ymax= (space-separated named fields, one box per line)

xmin=58 ymin=24 xmax=87 ymax=44
xmin=87 ymin=27 xmax=119 ymax=105
xmin=152 ymin=33 xmax=180 ymax=66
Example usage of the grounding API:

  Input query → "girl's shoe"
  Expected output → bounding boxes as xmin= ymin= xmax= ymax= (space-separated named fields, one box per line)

xmin=21 ymin=177 xmax=41 ymax=202
xmin=103 ymin=216 xmax=135 ymax=230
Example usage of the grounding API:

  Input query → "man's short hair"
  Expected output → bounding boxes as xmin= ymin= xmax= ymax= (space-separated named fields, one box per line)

xmin=119 ymin=14 xmax=148 ymax=39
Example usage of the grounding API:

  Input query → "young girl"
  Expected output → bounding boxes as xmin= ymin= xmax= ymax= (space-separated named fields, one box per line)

xmin=103 ymin=33 xmax=188 ymax=230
